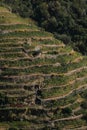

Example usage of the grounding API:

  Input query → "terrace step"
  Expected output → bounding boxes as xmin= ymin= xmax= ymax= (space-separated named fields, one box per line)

xmin=50 ymin=114 xmax=83 ymax=122
xmin=43 ymin=83 xmax=87 ymax=101
xmin=0 ymin=6 xmax=87 ymax=130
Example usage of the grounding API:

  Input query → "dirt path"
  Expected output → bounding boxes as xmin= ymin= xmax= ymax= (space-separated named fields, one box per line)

xmin=2 ymin=63 xmax=87 ymax=77
xmin=0 ymin=57 xmax=31 ymax=61
xmin=1 ymin=75 xmax=87 ymax=90
xmin=1 ymin=62 xmax=61 ymax=70
xmin=32 ymin=36 xmax=53 ymax=41
xmin=42 ymin=44 xmax=65 ymax=47
xmin=2 ymin=29 xmax=40 ymax=33
xmin=73 ymin=107 xmax=81 ymax=113
xmin=0 ymin=23 xmax=30 ymax=25
xmin=64 ymin=66 xmax=87 ymax=76
xmin=50 ymin=114 xmax=83 ymax=122
xmin=72 ymin=56 xmax=83 ymax=63
xmin=0 ymin=51 xmax=24 ymax=55
xmin=0 ymin=50 xmax=77 ymax=61
xmin=3 ymin=66 xmax=87 ymax=80
xmin=43 ymin=82 xmax=87 ymax=101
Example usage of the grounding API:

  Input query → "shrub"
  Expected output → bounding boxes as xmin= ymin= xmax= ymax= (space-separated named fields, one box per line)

xmin=81 ymin=101 xmax=87 ymax=109
xmin=62 ymin=107 xmax=72 ymax=115
xmin=9 ymin=128 xmax=18 ymax=130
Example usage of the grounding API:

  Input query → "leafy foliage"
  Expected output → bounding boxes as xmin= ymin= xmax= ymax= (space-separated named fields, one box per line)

xmin=1 ymin=0 xmax=87 ymax=54
xmin=0 ymin=92 xmax=8 ymax=105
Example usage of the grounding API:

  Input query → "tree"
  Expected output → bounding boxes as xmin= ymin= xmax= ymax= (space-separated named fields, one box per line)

xmin=1 ymin=0 xmax=87 ymax=54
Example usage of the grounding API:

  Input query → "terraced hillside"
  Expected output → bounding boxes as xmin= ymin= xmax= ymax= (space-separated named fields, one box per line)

xmin=0 ymin=6 xmax=87 ymax=130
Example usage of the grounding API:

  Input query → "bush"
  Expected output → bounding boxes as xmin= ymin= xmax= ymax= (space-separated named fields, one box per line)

xmin=62 ymin=107 xmax=72 ymax=115
xmin=55 ymin=34 xmax=71 ymax=44
xmin=81 ymin=101 xmax=87 ymax=109
xmin=0 ymin=92 xmax=8 ymax=105
xmin=9 ymin=128 xmax=18 ymax=130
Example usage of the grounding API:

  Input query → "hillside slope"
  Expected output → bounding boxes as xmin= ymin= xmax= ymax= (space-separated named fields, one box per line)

xmin=1 ymin=0 xmax=87 ymax=54
xmin=0 ymin=6 xmax=87 ymax=130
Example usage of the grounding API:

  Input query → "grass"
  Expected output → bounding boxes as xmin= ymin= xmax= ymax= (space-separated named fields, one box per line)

xmin=1 ymin=65 xmax=68 ymax=76
xmin=43 ymin=83 xmax=87 ymax=108
xmin=0 ymin=6 xmax=9 ymax=12
xmin=0 ymin=43 xmax=22 ymax=47
xmin=0 ymin=121 xmax=31 ymax=130
xmin=0 ymin=52 xmax=83 ymax=67
xmin=0 ymin=52 xmax=25 ymax=59
xmin=41 ymin=45 xmax=72 ymax=53
xmin=0 ymin=10 xmax=34 ymax=25
xmin=0 ymin=24 xmax=38 ymax=30
xmin=0 ymin=30 xmax=52 ymax=38
xmin=70 ymin=102 xmax=81 ymax=110
xmin=0 ymin=58 xmax=60 ymax=67
xmin=0 ymin=47 xmax=22 ymax=53
xmin=0 ymin=5 xmax=87 ymax=130
xmin=43 ymin=94 xmax=78 ymax=108
xmin=55 ymin=119 xmax=87 ymax=129
xmin=42 ymin=75 xmax=87 ymax=99
xmin=34 ymin=39 xmax=62 ymax=45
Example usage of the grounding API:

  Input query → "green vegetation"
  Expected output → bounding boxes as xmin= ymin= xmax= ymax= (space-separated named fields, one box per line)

xmin=1 ymin=0 xmax=87 ymax=54
xmin=0 ymin=5 xmax=87 ymax=130
xmin=0 ymin=92 xmax=8 ymax=106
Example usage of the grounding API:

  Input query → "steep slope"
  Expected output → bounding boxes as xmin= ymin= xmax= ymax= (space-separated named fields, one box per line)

xmin=0 ymin=6 xmax=87 ymax=130
xmin=1 ymin=0 xmax=87 ymax=54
